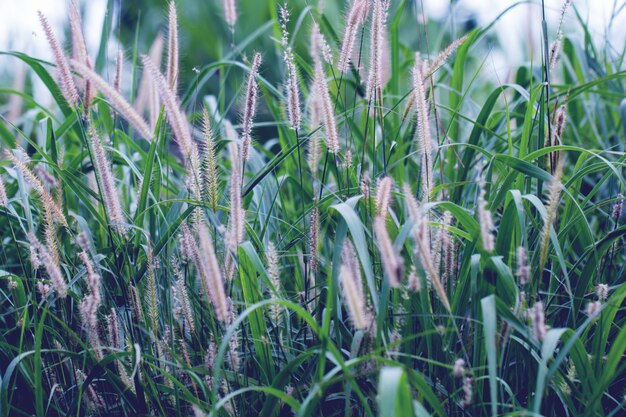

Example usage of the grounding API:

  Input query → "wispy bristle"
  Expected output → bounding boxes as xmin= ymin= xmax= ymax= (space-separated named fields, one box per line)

xmin=68 ymin=1 xmax=93 ymax=111
xmin=71 ymin=59 xmax=152 ymax=140
xmin=375 ymin=176 xmax=393 ymax=217
xmin=340 ymin=239 xmax=371 ymax=329
xmin=0 ymin=172 xmax=8 ymax=207
xmin=311 ymin=24 xmax=339 ymax=154
xmin=141 ymin=54 xmax=201 ymax=193
xmin=280 ymin=7 xmax=301 ymax=131
xmin=539 ymin=161 xmax=564 ymax=272
xmin=172 ymin=256 xmax=194 ymax=332
xmin=365 ymin=0 xmax=390 ymax=100
xmin=477 ymin=177 xmax=495 ymax=252
xmin=516 ymin=246 xmax=530 ymax=285
xmin=166 ymin=1 xmax=179 ymax=92
xmin=202 ymin=108 xmax=220 ymax=211
xmin=423 ymin=35 xmax=468 ymax=79
xmin=135 ymin=34 xmax=164 ymax=124
xmin=89 ymin=124 xmax=126 ymax=235
xmin=113 ymin=49 xmax=123 ymax=92
xmin=373 ymin=216 xmax=403 ymax=287
xmin=28 ymin=233 xmax=67 ymax=298
xmin=338 ymin=0 xmax=369 ymax=73
xmin=38 ymin=11 xmax=79 ymax=107
xmin=413 ymin=54 xmax=434 ymax=200
xmin=223 ymin=0 xmax=237 ymax=29
xmin=78 ymin=251 xmax=101 ymax=333
xmin=225 ymin=140 xmax=245 ymax=281
xmin=197 ymin=221 xmax=229 ymax=321
xmin=4 ymin=149 xmax=67 ymax=228
xmin=266 ymin=241 xmax=282 ymax=322
xmin=405 ymin=192 xmax=451 ymax=311
xmin=241 ymin=53 xmax=262 ymax=161
xmin=530 ymin=301 xmax=547 ymax=341
xmin=309 ymin=203 xmax=319 ymax=272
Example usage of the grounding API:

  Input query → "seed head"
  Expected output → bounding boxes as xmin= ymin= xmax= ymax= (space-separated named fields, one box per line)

xmin=530 ymin=301 xmax=547 ymax=341
xmin=71 ymin=59 xmax=152 ymax=140
xmin=38 ymin=11 xmax=79 ymax=107
xmin=477 ymin=177 xmax=495 ymax=253
xmin=373 ymin=216 xmax=403 ymax=287
xmin=338 ymin=0 xmax=369 ymax=73
xmin=241 ymin=53 xmax=262 ymax=161
xmin=516 ymin=246 xmax=530 ymax=285
xmin=375 ymin=176 xmax=393 ymax=217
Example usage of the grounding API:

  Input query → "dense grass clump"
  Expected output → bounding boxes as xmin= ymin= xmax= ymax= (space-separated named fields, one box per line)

xmin=1 ymin=0 xmax=625 ymax=416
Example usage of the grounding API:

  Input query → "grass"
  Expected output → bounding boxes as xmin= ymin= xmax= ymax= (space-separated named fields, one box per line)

xmin=0 ymin=0 xmax=625 ymax=416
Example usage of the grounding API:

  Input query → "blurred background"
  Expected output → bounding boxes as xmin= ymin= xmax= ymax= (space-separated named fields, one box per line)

xmin=0 ymin=0 xmax=625 ymax=126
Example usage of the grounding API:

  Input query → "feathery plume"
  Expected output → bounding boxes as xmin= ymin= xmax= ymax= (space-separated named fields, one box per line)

xmin=375 ymin=176 xmax=393 ymax=217
xmin=0 ymin=173 xmax=8 ymax=206
xmin=423 ymin=35 xmax=468 ymax=79
xmin=68 ymin=1 xmax=94 ymax=112
xmin=172 ymin=257 xmax=195 ymax=332
xmin=78 ymin=251 xmax=102 ymax=355
xmin=130 ymin=284 xmax=144 ymax=321
xmin=611 ymin=193 xmax=623 ymax=222
xmin=366 ymin=0 xmax=390 ymax=100
xmin=89 ymin=125 xmax=126 ymax=234
xmin=539 ymin=161 xmax=564 ymax=272
xmin=307 ymin=86 xmax=323 ymax=173
xmin=107 ymin=308 xmax=119 ymax=349
xmin=596 ymin=283 xmax=609 ymax=302
xmin=166 ymin=1 xmax=179 ymax=92
xmin=240 ymin=53 xmax=262 ymax=161
xmin=196 ymin=221 xmax=229 ymax=321
xmin=69 ymin=2 xmax=88 ymax=63
xmin=549 ymin=35 xmax=563 ymax=71
xmin=477 ymin=177 xmax=495 ymax=252
xmin=38 ymin=11 xmax=79 ymax=107
xmin=338 ymin=0 xmax=369 ymax=73
xmin=309 ymin=203 xmax=320 ymax=272
xmin=28 ymin=233 xmax=67 ymax=298
xmin=405 ymin=189 xmax=452 ymax=311
xmin=225 ymin=141 xmax=245 ymax=280
xmin=339 ymin=239 xmax=371 ymax=329
xmin=140 ymin=55 xmax=189 ymax=147
xmin=453 ymin=358 xmax=466 ymax=378
xmin=530 ymin=301 xmax=547 ymax=341
xmin=141 ymin=55 xmax=201 ymax=191
xmin=373 ymin=216 xmax=403 ymax=287
xmin=361 ymin=171 xmax=371 ymax=201
xmin=135 ymin=34 xmax=164 ymax=119
xmin=311 ymin=24 xmax=340 ymax=154
xmin=586 ymin=301 xmax=601 ymax=317
xmin=407 ymin=265 xmax=421 ymax=292
xmin=280 ymin=7 xmax=301 ymax=130
xmin=266 ymin=241 xmax=282 ymax=322
xmin=4 ymin=149 xmax=67 ymax=228
xmin=113 ymin=49 xmax=123 ymax=92
xmin=201 ymin=108 xmax=219 ymax=211
xmin=145 ymin=246 xmax=159 ymax=333
xmin=71 ymin=59 xmax=152 ymax=140
xmin=438 ymin=211 xmax=454 ymax=287
xmin=462 ymin=377 xmax=473 ymax=408
xmin=413 ymin=54 xmax=434 ymax=200
xmin=223 ymin=0 xmax=237 ymax=29
xmin=516 ymin=246 xmax=530 ymax=285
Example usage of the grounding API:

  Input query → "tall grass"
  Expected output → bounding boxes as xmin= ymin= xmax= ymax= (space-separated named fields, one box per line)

xmin=1 ymin=0 xmax=625 ymax=416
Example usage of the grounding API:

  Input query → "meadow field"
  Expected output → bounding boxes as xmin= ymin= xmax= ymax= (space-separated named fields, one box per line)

xmin=0 ymin=0 xmax=625 ymax=415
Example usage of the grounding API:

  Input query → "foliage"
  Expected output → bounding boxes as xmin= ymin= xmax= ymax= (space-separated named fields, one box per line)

xmin=0 ymin=0 xmax=625 ymax=416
